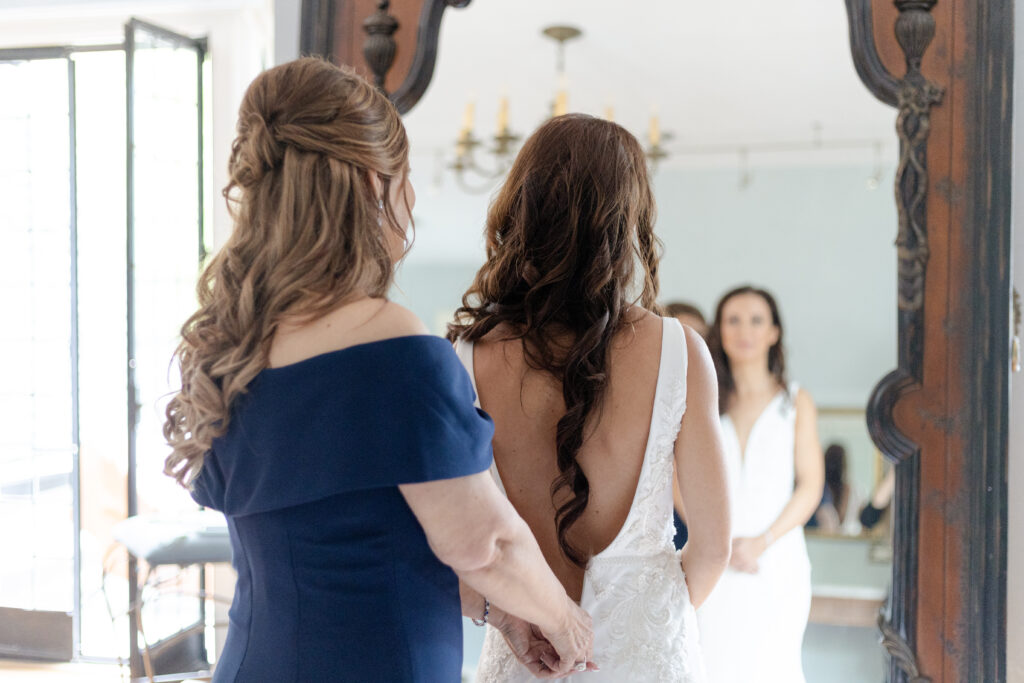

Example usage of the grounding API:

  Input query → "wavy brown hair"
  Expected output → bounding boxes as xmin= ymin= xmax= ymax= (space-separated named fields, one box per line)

xmin=447 ymin=114 xmax=660 ymax=567
xmin=706 ymin=285 xmax=788 ymax=415
xmin=163 ymin=58 xmax=409 ymax=486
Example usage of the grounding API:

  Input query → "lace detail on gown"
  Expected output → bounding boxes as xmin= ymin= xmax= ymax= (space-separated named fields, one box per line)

xmin=477 ymin=627 xmax=520 ymax=683
xmin=460 ymin=319 xmax=707 ymax=683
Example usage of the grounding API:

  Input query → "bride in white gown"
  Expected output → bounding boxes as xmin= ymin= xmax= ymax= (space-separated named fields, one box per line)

xmin=446 ymin=114 xmax=732 ymax=682
xmin=696 ymin=286 xmax=825 ymax=683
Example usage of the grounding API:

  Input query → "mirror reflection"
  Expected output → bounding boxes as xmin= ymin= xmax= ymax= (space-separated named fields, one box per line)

xmin=398 ymin=2 xmax=897 ymax=681
xmin=0 ymin=1 xmax=906 ymax=681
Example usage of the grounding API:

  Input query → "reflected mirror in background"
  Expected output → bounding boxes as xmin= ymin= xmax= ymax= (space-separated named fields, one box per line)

xmin=395 ymin=2 xmax=897 ymax=681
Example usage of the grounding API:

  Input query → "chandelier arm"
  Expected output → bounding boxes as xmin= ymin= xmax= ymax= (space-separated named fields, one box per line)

xmin=453 ymin=166 xmax=499 ymax=194
xmin=460 ymin=144 xmax=513 ymax=179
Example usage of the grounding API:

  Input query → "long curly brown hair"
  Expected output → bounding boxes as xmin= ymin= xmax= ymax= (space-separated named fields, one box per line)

xmin=163 ymin=58 xmax=409 ymax=486
xmin=447 ymin=114 xmax=660 ymax=567
xmin=706 ymin=285 xmax=788 ymax=415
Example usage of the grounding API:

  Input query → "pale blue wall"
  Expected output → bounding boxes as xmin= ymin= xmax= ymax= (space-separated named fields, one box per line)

xmin=396 ymin=163 xmax=898 ymax=408
xmin=399 ymin=163 xmax=898 ymax=681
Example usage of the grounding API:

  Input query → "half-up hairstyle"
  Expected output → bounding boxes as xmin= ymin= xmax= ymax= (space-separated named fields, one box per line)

xmin=706 ymin=285 xmax=788 ymax=415
xmin=164 ymin=58 xmax=409 ymax=486
xmin=447 ymin=114 xmax=660 ymax=567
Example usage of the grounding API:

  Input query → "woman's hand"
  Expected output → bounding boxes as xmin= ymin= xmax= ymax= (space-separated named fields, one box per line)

xmin=729 ymin=535 xmax=768 ymax=574
xmin=489 ymin=608 xmax=563 ymax=679
xmin=401 ymin=474 xmax=597 ymax=675
xmin=536 ymin=597 xmax=598 ymax=677
xmin=814 ymin=503 xmax=841 ymax=533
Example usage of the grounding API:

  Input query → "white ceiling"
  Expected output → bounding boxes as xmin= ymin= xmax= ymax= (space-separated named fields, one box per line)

xmin=403 ymin=0 xmax=898 ymax=169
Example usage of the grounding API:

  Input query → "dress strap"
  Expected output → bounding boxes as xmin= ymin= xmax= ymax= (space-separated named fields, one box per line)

xmin=661 ymin=316 xmax=689 ymax=418
xmin=452 ymin=337 xmax=507 ymax=495
xmin=452 ymin=337 xmax=480 ymax=409
xmin=784 ymin=381 xmax=801 ymax=415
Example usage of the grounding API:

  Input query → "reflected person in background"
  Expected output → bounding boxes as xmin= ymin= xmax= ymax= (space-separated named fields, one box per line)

xmin=697 ymin=285 xmax=824 ymax=683
xmin=663 ymin=301 xmax=709 ymax=549
xmin=449 ymin=114 xmax=731 ymax=682
xmin=161 ymin=59 xmax=593 ymax=682
xmin=859 ymin=464 xmax=895 ymax=531
xmin=665 ymin=301 xmax=709 ymax=339
xmin=812 ymin=443 xmax=863 ymax=534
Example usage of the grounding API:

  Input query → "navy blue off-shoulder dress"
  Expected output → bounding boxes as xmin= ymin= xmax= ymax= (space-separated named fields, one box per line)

xmin=190 ymin=335 xmax=494 ymax=682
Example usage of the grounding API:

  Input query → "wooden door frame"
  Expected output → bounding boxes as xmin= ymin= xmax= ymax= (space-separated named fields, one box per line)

xmin=846 ymin=1 xmax=1011 ymax=681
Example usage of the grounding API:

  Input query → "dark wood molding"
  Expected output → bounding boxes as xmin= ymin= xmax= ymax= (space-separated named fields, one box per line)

xmin=300 ymin=0 xmax=471 ymax=114
xmin=892 ymin=1 xmax=943 ymax=314
xmin=878 ymin=612 xmax=931 ymax=683
xmin=961 ymin=2 xmax=1011 ymax=680
xmin=362 ymin=0 xmax=399 ymax=90
xmin=388 ymin=0 xmax=472 ymax=114
xmin=299 ymin=0 xmax=336 ymax=59
xmin=846 ymin=0 xmax=899 ymax=108
xmin=846 ymin=1 xmax=942 ymax=681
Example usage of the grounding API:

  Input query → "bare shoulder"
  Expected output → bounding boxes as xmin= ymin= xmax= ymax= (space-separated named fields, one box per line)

xmin=680 ymin=325 xmax=717 ymax=402
xmin=270 ymin=298 xmax=430 ymax=368
xmin=362 ymin=300 xmax=430 ymax=340
xmin=631 ymin=306 xmax=663 ymax=325
xmin=794 ymin=387 xmax=818 ymax=417
xmin=620 ymin=306 xmax=664 ymax=340
xmin=680 ymin=324 xmax=712 ymax=364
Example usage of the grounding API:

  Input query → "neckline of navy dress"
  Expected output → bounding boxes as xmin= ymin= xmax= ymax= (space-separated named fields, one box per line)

xmin=261 ymin=334 xmax=447 ymax=375
xmin=191 ymin=332 xmax=495 ymax=518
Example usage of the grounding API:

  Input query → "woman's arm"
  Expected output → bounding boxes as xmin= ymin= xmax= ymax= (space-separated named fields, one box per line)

xmin=399 ymin=473 xmax=594 ymax=676
xmin=674 ymin=326 xmax=732 ymax=607
xmin=731 ymin=389 xmax=825 ymax=572
xmin=859 ymin=466 xmax=895 ymax=530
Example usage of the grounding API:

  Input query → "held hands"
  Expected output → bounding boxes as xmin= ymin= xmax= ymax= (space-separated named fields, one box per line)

xmin=489 ymin=609 xmax=558 ymax=679
xmin=729 ymin=534 xmax=770 ymax=574
xmin=491 ymin=597 xmax=598 ymax=678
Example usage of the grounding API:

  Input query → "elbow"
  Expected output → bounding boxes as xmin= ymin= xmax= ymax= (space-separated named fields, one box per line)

xmin=688 ymin=531 xmax=731 ymax=570
xmin=711 ymin=539 xmax=731 ymax=570
xmin=431 ymin=515 xmax=520 ymax=574
xmin=445 ymin=536 xmax=505 ymax=575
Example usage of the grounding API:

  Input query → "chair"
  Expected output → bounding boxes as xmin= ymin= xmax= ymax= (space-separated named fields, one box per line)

xmin=107 ymin=511 xmax=232 ymax=682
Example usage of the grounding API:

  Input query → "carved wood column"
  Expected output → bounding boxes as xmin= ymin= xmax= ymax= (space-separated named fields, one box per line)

xmin=847 ymin=1 xmax=1011 ymax=681
xmin=300 ymin=0 xmax=471 ymax=114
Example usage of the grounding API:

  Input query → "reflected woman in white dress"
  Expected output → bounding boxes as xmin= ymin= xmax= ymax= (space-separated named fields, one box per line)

xmin=696 ymin=286 xmax=825 ymax=683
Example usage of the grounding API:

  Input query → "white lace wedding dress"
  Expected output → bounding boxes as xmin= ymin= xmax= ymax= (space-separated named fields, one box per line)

xmin=455 ymin=317 xmax=708 ymax=683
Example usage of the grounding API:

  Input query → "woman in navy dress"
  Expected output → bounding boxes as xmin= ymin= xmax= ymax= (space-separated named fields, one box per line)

xmin=162 ymin=58 xmax=594 ymax=682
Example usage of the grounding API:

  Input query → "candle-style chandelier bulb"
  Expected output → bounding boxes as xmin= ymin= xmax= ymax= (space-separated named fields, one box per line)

xmin=447 ymin=24 xmax=669 ymax=193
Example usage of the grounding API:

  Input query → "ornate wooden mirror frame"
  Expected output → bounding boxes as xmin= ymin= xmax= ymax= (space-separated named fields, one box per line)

xmin=845 ymin=2 xmax=1009 ymax=681
xmin=303 ymin=1 xmax=1012 ymax=680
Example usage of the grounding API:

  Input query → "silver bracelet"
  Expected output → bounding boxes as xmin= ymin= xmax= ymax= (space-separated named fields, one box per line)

xmin=471 ymin=598 xmax=490 ymax=627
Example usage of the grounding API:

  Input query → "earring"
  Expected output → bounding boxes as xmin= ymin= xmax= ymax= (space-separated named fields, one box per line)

xmin=377 ymin=198 xmax=384 ymax=227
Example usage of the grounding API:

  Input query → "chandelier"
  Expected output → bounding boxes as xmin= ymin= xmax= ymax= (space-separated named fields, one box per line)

xmin=449 ymin=25 xmax=671 ymax=193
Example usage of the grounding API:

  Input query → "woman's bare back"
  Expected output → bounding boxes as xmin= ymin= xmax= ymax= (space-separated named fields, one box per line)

xmin=471 ymin=308 xmax=664 ymax=600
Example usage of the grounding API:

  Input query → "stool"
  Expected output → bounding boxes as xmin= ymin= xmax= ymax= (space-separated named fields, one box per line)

xmin=108 ymin=511 xmax=232 ymax=682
